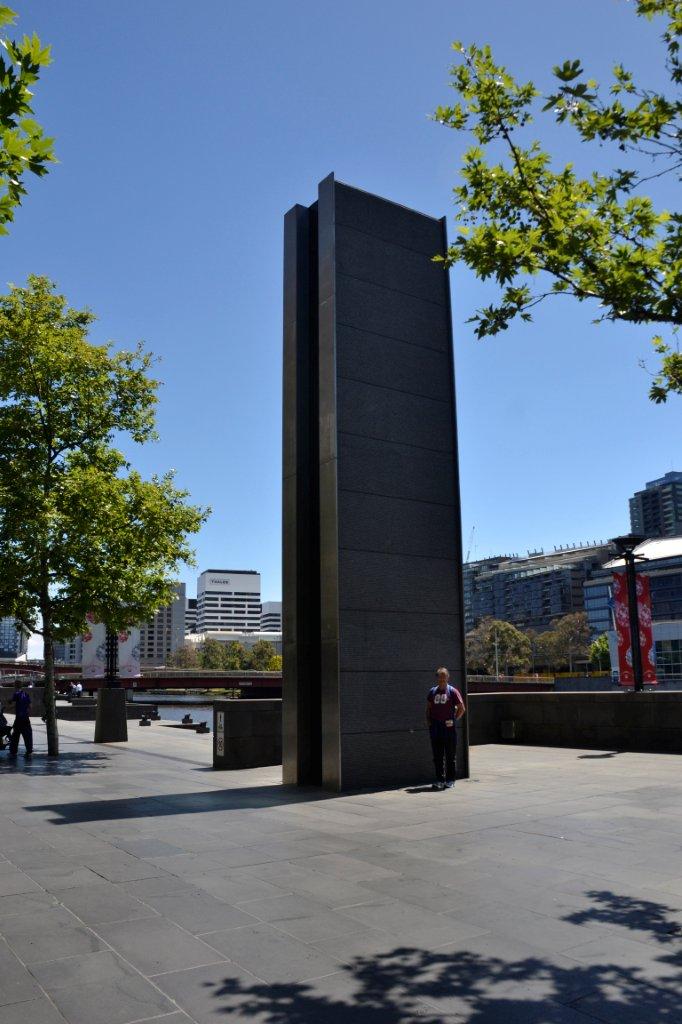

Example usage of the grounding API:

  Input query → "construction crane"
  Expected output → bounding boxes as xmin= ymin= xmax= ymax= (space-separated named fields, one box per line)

xmin=465 ymin=525 xmax=476 ymax=563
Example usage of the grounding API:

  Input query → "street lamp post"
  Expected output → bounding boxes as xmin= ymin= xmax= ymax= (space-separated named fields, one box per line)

xmin=94 ymin=628 xmax=128 ymax=743
xmin=611 ymin=535 xmax=646 ymax=693
xmin=104 ymin=629 xmax=119 ymax=687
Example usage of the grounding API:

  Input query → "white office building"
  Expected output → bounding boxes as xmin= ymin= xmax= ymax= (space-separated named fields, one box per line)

xmin=196 ymin=570 xmax=261 ymax=633
xmin=261 ymin=601 xmax=282 ymax=632
xmin=139 ymin=583 xmax=186 ymax=666
xmin=0 ymin=617 xmax=29 ymax=659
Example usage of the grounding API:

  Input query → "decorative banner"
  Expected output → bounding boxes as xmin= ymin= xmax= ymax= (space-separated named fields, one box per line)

xmin=612 ymin=572 xmax=657 ymax=686
xmin=81 ymin=614 xmax=106 ymax=678
xmin=637 ymin=574 xmax=658 ymax=685
xmin=117 ymin=628 xmax=141 ymax=679
xmin=81 ymin=615 xmax=141 ymax=679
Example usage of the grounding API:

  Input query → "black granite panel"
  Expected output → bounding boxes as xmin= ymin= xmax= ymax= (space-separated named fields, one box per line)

xmin=337 ymin=434 xmax=457 ymax=506
xmin=336 ymin=273 xmax=450 ymax=352
xmin=335 ymin=224 xmax=448 ymax=306
xmin=338 ymin=490 xmax=459 ymax=561
xmin=338 ymin=610 xmax=461 ymax=674
xmin=339 ymin=729 xmax=468 ymax=789
xmin=338 ymin=380 xmax=454 ymax=452
xmin=334 ymin=181 xmax=444 ymax=256
xmin=336 ymin=325 xmax=453 ymax=403
xmin=338 ymin=549 xmax=459 ymax=615
xmin=339 ymin=671 xmax=465 ymax=735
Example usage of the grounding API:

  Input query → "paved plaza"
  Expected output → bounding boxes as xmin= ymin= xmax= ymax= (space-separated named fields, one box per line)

xmin=1 ymin=721 xmax=682 ymax=1023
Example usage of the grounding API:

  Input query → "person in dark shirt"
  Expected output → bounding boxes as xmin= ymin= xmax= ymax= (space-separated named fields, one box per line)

xmin=9 ymin=683 xmax=32 ymax=759
xmin=426 ymin=667 xmax=465 ymax=791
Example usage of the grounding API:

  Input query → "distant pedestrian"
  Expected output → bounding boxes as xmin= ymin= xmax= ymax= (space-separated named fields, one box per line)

xmin=426 ymin=667 xmax=465 ymax=791
xmin=75 ymin=681 xmax=83 ymax=697
xmin=9 ymin=683 xmax=32 ymax=759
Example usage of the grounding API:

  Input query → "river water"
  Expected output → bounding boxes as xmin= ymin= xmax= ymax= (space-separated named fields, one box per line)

xmin=130 ymin=694 xmax=213 ymax=724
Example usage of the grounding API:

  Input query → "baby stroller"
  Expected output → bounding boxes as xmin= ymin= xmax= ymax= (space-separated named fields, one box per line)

xmin=0 ymin=703 xmax=12 ymax=751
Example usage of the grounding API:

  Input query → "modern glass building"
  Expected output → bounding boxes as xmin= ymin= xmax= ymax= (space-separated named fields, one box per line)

xmin=464 ymin=544 xmax=613 ymax=632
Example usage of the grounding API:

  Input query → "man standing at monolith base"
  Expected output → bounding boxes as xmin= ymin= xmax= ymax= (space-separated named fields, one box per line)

xmin=283 ymin=174 xmax=467 ymax=791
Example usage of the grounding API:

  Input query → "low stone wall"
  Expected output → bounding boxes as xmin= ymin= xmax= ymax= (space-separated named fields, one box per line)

xmin=213 ymin=698 xmax=282 ymax=770
xmin=469 ymin=691 xmax=682 ymax=753
xmin=57 ymin=700 xmax=157 ymax=722
xmin=0 ymin=686 xmax=45 ymax=717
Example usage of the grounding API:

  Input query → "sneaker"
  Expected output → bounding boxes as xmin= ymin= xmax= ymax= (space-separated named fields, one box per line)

xmin=431 ymin=782 xmax=445 ymax=791
xmin=444 ymin=781 xmax=455 ymax=789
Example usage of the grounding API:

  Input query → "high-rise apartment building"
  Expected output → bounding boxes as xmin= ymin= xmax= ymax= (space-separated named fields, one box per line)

xmin=185 ymin=597 xmax=197 ymax=635
xmin=53 ymin=636 xmax=83 ymax=664
xmin=0 ymin=617 xmax=28 ymax=659
xmin=629 ymin=472 xmax=682 ymax=539
xmin=196 ymin=570 xmax=261 ymax=633
xmin=139 ymin=583 xmax=186 ymax=665
xmin=260 ymin=601 xmax=282 ymax=631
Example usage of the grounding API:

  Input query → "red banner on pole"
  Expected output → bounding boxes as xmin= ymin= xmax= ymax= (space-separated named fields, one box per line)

xmin=612 ymin=572 xmax=657 ymax=686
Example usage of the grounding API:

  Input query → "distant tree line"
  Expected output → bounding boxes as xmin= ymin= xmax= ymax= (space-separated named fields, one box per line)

xmin=465 ymin=612 xmax=610 ymax=675
xmin=167 ymin=638 xmax=282 ymax=672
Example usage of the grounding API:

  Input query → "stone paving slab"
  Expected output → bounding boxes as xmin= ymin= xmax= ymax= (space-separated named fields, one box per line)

xmin=1 ymin=720 xmax=682 ymax=1022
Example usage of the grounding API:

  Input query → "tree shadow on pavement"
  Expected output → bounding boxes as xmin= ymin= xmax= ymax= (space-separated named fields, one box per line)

xmin=0 ymin=750 xmax=109 ymax=776
xmin=201 ymin=890 xmax=682 ymax=1023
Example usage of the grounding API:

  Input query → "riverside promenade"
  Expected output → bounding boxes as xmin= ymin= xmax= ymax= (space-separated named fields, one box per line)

xmin=1 ymin=722 xmax=682 ymax=1023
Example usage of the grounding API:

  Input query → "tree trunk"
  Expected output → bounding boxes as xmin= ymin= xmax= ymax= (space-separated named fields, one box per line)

xmin=42 ymin=617 xmax=59 ymax=757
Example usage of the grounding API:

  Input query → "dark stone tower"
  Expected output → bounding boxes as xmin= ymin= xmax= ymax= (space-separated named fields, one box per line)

xmin=283 ymin=175 xmax=467 ymax=790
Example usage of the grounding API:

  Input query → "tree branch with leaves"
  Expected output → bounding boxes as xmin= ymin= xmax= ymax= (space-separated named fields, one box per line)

xmin=435 ymin=0 xmax=681 ymax=401
xmin=0 ymin=5 xmax=55 ymax=233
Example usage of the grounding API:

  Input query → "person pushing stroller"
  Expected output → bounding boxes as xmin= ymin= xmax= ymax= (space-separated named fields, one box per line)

xmin=0 ymin=702 xmax=12 ymax=751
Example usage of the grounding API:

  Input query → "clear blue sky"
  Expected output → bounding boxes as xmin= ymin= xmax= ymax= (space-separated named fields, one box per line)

xmin=9 ymin=0 xmax=682 ymax=603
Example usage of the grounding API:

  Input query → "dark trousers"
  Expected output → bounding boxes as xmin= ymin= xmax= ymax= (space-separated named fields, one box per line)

xmin=9 ymin=718 xmax=32 ymax=756
xmin=430 ymin=724 xmax=457 ymax=783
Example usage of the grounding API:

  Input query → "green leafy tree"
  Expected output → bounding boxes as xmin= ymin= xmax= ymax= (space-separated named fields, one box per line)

xmin=223 ymin=640 xmax=248 ymax=670
xmin=590 ymin=633 xmax=611 ymax=671
xmin=550 ymin=612 xmax=592 ymax=672
xmin=0 ymin=276 xmax=208 ymax=755
xmin=465 ymin=617 xmax=531 ymax=676
xmin=267 ymin=653 xmax=282 ymax=672
xmin=435 ymin=0 xmax=682 ymax=401
xmin=200 ymin=637 xmax=226 ymax=670
xmin=0 ymin=7 xmax=55 ymax=233
xmin=533 ymin=630 xmax=559 ymax=673
xmin=167 ymin=643 xmax=200 ymax=668
xmin=248 ymin=640 xmax=276 ymax=671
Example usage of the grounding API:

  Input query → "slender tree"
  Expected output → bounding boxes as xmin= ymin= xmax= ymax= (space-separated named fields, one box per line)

xmin=223 ymin=640 xmax=248 ymax=670
xmin=248 ymin=640 xmax=277 ymax=671
xmin=200 ymin=638 xmax=226 ymax=670
xmin=590 ymin=633 xmax=611 ymax=671
xmin=550 ymin=612 xmax=592 ymax=672
xmin=167 ymin=643 xmax=200 ymax=669
xmin=0 ymin=276 xmax=208 ymax=755
xmin=435 ymin=0 xmax=682 ymax=400
xmin=465 ymin=617 xmax=531 ymax=676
